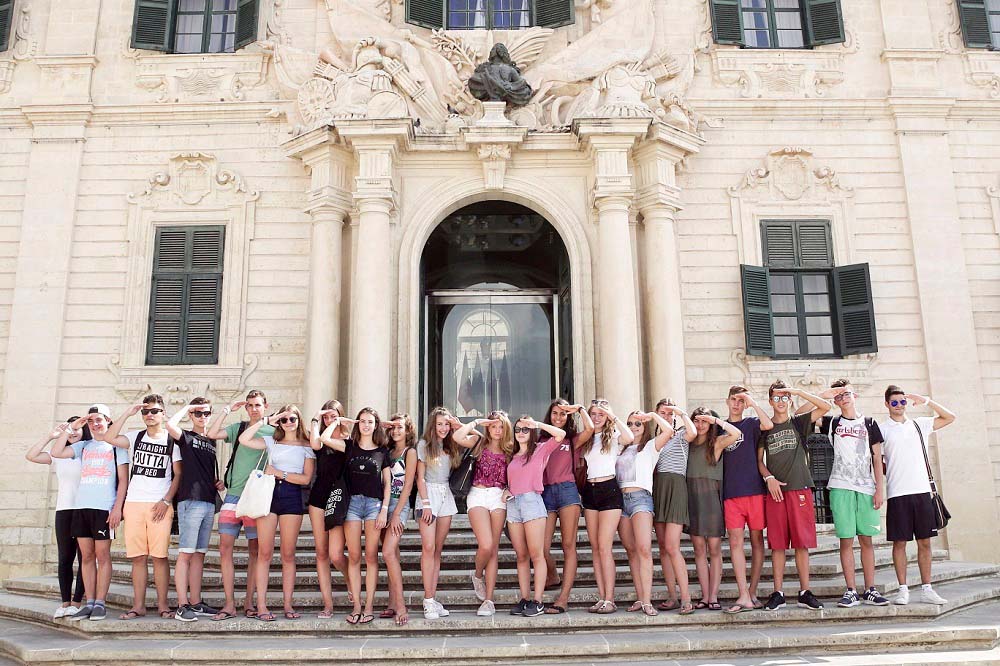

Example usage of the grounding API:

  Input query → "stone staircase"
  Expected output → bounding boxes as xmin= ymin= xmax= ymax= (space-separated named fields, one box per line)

xmin=2 ymin=516 xmax=999 ymax=664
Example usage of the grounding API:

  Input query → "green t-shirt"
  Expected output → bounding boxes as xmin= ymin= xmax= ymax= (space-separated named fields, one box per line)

xmin=757 ymin=413 xmax=814 ymax=491
xmin=223 ymin=421 xmax=276 ymax=495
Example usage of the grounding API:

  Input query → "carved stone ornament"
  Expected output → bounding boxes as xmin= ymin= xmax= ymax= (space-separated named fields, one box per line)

xmin=731 ymin=350 xmax=878 ymax=396
xmin=730 ymin=147 xmax=853 ymax=202
xmin=477 ymin=143 xmax=513 ymax=190
xmin=109 ymin=355 xmax=260 ymax=405
xmin=132 ymin=50 xmax=271 ymax=103
xmin=128 ymin=152 xmax=260 ymax=207
xmin=0 ymin=1 xmax=37 ymax=95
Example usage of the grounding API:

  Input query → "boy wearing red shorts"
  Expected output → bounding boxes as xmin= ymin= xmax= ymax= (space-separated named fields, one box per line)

xmin=756 ymin=380 xmax=832 ymax=611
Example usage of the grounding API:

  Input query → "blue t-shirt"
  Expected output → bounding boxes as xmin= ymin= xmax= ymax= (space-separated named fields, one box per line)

xmin=71 ymin=440 xmax=129 ymax=511
xmin=722 ymin=417 xmax=766 ymax=500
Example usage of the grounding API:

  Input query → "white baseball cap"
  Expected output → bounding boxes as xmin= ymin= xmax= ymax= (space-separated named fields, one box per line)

xmin=88 ymin=403 xmax=111 ymax=418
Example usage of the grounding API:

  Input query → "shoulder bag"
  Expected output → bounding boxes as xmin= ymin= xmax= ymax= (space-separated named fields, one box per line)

xmin=235 ymin=447 xmax=274 ymax=519
xmin=449 ymin=446 xmax=477 ymax=498
xmin=912 ymin=421 xmax=950 ymax=531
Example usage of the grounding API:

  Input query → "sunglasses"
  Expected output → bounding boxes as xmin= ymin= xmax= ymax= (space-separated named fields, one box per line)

xmin=191 ymin=410 xmax=212 ymax=418
xmin=833 ymin=392 xmax=856 ymax=402
xmin=771 ymin=396 xmax=791 ymax=403
xmin=591 ymin=400 xmax=609 ymax=407
xmin=278 ymin=416 xmax=299 ymax=424
xmin=488 ymin=411 xmax=507 ymax=419
xmin=513 ymin=426 xmax=533 ymax=434
xmin=140 ymin=408 xmax=164 ymax=415
xmin=890 ymin=399 xmax=907 ymax=407
xmin=626 ymin=420 xmax=643 ymax=428
xmin=388 ymin=425 xmax=405 ymax=431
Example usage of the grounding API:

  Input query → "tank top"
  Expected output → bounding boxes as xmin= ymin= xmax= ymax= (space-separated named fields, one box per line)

xmin=389 ymin=448 xmax=408 ymax=500
xmin=584 ymin=431 xmax=622 ymax=479
xmin=471 ymin=448 xmax=508 ymax=488
xmin=655 ymin=428 xmax=689 ymax=476
xmin=686 ymin=441 xmax=724 ymax=481
xmin=54 ymin=457 xmax=82 ymax=512
xmin=313 ymin=443 xmax=348 ymax=500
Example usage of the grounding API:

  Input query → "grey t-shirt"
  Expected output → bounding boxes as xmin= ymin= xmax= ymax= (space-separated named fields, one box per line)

xmin=417 ymin=439 xmax=452 ymax=484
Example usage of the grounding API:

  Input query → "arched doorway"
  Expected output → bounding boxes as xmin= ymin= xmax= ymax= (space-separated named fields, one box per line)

xmin=421 ymin=202 xmax=572 ymax=420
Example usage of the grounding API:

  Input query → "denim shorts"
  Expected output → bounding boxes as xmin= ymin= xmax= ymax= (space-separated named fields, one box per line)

xmin=218 ymin=494 xmax=258 ymax=540
xmin=270 ymin=480 xmax=308 ymax=516
xmin=346 ymin=495 xmax=383 ymax=522
xmin=386 ymin=497 xmax=410 ymax=525
xmin=177 ymin=500 xmax=215 ymax=553
xmin=542 ymin=480 xmax=582 ymax=513
xmin=622 ymin=489 xmax=655 ymax=519
xmin=506 ymin=492 xmax=548 ymax=524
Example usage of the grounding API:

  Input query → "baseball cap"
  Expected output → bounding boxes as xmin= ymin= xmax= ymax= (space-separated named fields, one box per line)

xmin=88 ymin=403 xmax=112 ymax=418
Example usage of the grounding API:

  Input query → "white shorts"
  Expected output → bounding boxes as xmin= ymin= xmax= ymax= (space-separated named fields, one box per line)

xmin=466 ymin=486 xmax=507 ymax=513
xmin=416 ymin=482 xmax=458 ymax=518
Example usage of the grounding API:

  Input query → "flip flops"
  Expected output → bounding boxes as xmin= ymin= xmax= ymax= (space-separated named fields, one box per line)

xmin=657 ymin=599 xmax=680 ymax=611
xmin=678 ymin=602 xmax=696 ymax=615
xmin=707 ymin=602 xmax=722 ymax=611
xmin=244 ymin=607 xmax=258 ymax=618
xmin=211 ymin=610 xmax=237 ymax=621
xmin=724 ymin=603 xmax=755 ymax=614
xmin=379 ymin=608 xmax=396 ymax=619
xmin=119 ymin=610 xmax=144 ymax=620
xmin=544 ymin=604 xmax=567 ymax=614
xmin=257 ymin=612 xmax=276 ymax=622
xmin=358 ymin=613 xmax=374 ymax=624
xmin=284 ymin=610 xmax=301 ymax=620
xmin=345 ymin=613 xmax=361 ymax=625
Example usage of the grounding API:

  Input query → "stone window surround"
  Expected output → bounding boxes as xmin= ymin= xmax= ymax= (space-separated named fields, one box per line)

xmin=112 ymin=152 xmax=259 ymax=402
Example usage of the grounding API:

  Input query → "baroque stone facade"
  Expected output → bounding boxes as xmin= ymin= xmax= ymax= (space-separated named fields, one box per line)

xmin=0 ymin=0 xmax=999 ymax=579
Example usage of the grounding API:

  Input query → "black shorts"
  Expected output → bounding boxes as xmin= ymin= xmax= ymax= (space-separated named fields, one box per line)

xmin=581 ymin=478 xmax=624 ymax=512
xmin=886 ymin=492 xmax=938 ymax=542
xmin=71 ymin=509 xmax=115 ymax=541
xmin=270 ymin=480 xmax=308 ymax=516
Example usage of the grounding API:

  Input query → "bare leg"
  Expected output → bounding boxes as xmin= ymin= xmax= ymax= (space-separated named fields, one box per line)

xmin=840 ymin=537 xmax=858 ymax=590
xmin=525 ymin=518 xmax=548 ymax=602
xmin=554 ymin=503 xmax=580 ymax=608
xmin=188 ymin=553 xmax=206 ymax=605
xmin=728 ymin=528 xmax=753 ymax=607
xmin=584 ymin=509 xmax=604 ymax=600
xmin=175 ymin=552 xmax=193 ymax=607
xmin=345 ymin=520 xmax=364 ymax=616
xmin=130 ymin=555 xmax=148 ymax=613
xmin=543 ymin=511 xmax=560 ymax=590
xmin=309 ymin=507 xmax=333 ymax=614
xmin=278 ymin=514 xmax=303 ymax=613
xmin=430 ymin=517 xmax=452 ymax=596
xmin=632 ymin=512 xmax=654 ymax=605
xmin=707 ymin=537 xmax=722 ymax=603
xmin=664 ymin=523 xmax=690 ymax=604
xmin=597 ymin=510 xmax=621 ymax=602
xmin=362 ymin=520 xmax=381 ymax=616
xmin=617 ymin=516 xmax=641 ymax=603
xmin=892 ymin=540 xmax=908 ymax=585
xmin=152 ymin=556 xmax=171 ymax=614
xmin=77 ymin=539 xmax=96 ymax=602
xmin=245 ymin=537 xmax=259 ymax=611
xmin=487 ymin=509 xmax=506 ymax=601
xmin=468 ymin=507 xmax=496 ymax=596
xmin=772 ymin=548 xmax=786 ymax=594
xmin=254 ymin=514 xmax=278 ymax=617
xmin=94 ymin=540 xmax=113 ymax=601
xmin=383 ymin=525 xmax=405 ymax=615
xmin=691 ymin=536 xmax=709 ymax=602
xmin=749 ymin=529 xmax=765 ymax=601
xmin=916 ymin=538 xmax=933 ymax=584
xmin=507 ymin=522 xmax=531 ymax=601
xmin=654 ymin=522 xmax=678 ymax=604
xmin=418 ymin=518 xmax=438 ymax=601
xmin=795 ymin=548 xmax=810 ymax=592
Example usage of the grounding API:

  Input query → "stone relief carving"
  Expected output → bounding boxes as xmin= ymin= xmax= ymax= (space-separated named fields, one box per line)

xmin=131 ymin=49 xmax=272 ymax=103
xmin=0 ymin=1 xmax=37 ymax=95
xmin=128 ymin=152 xmax=258 ymax=207
xmin=109 ymin=356 xmax=260 ymax=405
xmin=270 ymin=0 xmax=698 ymax=134
xmin=730 ymin=147 xmax=853 ymax=202
xmin=731 ymin=350 xmax=878 ymax=394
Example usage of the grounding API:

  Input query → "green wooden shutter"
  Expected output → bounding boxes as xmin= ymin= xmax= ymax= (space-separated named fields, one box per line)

xmin=832 ymin=262 xmax=877 ymax=355
xmin=959 ymin=0 xmax=991 ymax=48
xmin=796 ymin=221 xmax=834 ymax=267
xmin=131 ymin=0 xmax=174 ymax=52
xmin=406 ymin=0 xmax=445 ymax=29
xmin=536 ymin=0 xmax=575 ymax=28
xmin=147 ymin=226 xmax=225 ymax=365
xmin=741 ymin=264 xmax=775 ymax=357
xmin=0 ymin=0 xmax=13 ymax=53
xmin=762 ymin=221 xmax=796 ymax=267
xmin=804 ymin=0 xmax=846 ymax=46
xmin=235 ymin=0 xmax=259 ymax=50
xmin=710 ymin=0 xmax=744 ymax=45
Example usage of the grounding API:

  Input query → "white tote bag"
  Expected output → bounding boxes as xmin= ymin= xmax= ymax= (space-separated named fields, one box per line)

xmin=235 ymin=449 xmax=274 ymax=519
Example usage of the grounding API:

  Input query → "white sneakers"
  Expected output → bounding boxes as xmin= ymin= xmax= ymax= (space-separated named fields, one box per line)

xmin=53 ymin=605 xmax=80 ymax=619
xmin=477 ymin=599 xmax=496 ymax=616
xmin=422 ymin=598 xmax=451 ymax=619
xmin=894 ymin=586 xmax=947 ymax=606
xmin=472 ymin=572 xmax=486 ymax=602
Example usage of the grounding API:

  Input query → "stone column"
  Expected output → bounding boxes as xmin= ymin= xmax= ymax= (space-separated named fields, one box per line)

xmin=634 ymin=124 xmax=705 ymax=408
xmin=337 ymin=120 xmax=412 ymax=415
xmin=575 ymin=118 xmax=651 ymax=410
xmin=284 ymin=129 xmax=355 ymax=411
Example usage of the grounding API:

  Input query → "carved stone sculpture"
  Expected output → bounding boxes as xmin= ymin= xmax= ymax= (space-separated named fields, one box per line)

xmin=468 ymin=44 xmax=533 ymax=107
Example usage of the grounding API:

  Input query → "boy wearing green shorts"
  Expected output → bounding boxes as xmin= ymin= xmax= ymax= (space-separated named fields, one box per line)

xmin=825 ymin=379 xmax=889 ymax=607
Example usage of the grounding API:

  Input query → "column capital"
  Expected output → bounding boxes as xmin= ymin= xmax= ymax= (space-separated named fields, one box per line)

xmin=593 ymin=194 xmax=633 ymax=214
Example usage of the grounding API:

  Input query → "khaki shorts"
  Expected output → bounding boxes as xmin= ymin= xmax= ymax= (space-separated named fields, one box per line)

xmin=124 ymin=501 xmax=173 ymax=558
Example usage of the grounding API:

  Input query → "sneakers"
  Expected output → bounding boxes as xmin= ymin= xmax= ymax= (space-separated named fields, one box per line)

xmin=837 ymin=589 xmax=861 ymax=608
xmin=477 ymin=599 xmax=496 ymax=617
xmin=188 ymin=602 xmax=219 ymax=616
xmin=893 ymin=586 xmax=910 ymax=606
xmin=89 ymin=604 xmax=107 ymax=621
xmin=522 ymin=600 xmax=545 ymax=617
xmin=509 ymin=598 xmax=528 ymax=616
xmin=920 ymin=587 xmax=947 ymax=605
xmin=472 ymin=573 xmax=486 ymax=602
xmin=63 ymin=605 xmax=80 ymax=618
xmin=863 ymin=587 xmax=890 ymax=606
xmin=422 ymin=599 xmax=440 ymax=620
xmin=433 ymin=599 xmax=450 ymax=617
xmin=175 ymin=605 xmax=199 ymax=622
xmin=797 ymin=590 xmax=824 ymax=610
xmin=53 ymin=606 xmax=73 ymax=619
xmin=763 ymin=591 xmax=786 ymax=611
xmin=69 ymin=605 xmax=93 ymax=621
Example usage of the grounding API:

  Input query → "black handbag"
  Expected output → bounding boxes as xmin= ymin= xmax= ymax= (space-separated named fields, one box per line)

xmin=912 ymin=421 xmax=950 ymax=530
xmin=449 ymin=447 xmax=477 ymax=498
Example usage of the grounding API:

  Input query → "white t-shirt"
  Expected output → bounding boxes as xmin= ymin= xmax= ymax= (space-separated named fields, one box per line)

xmin=828 ymin=415 xmax=881 ymax=496
xmin=880 ymin=416 xmax=935 ymax=500
xmin=125 ymin=430 xmax=183 ymax=503
xmin=53 ymin=456 xmax=82 ymax=512
xmin=615 ymin=439 xmax=658 ymax=493
xmin=584 ymin=431 xmax=623 ymax=479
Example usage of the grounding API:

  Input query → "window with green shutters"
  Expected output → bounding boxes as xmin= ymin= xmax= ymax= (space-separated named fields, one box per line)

xmin=406 ymin=0 xmax=574 ymax=30
xmin=0 ymin=0 xmax=13 ymax=53
xmin=147 ymin=226 xmax=225 ymax=366
xmin=710 ymin=0 xmax=845 ymax=48
xmin=740 ymin=220 xmax=877 ymax=359
xmin=131 ymin=0 xmax=258 ymax=53
xmin=959 ymin=0 xmax=1000 ymax=48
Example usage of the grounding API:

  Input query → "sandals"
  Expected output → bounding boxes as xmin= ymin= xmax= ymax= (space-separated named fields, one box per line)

xmin=626 ymin=601 xmax=643 ymax=612
xmin=751 ymin=597 xmax=764 ymax=610
xmin=595 ymin=600 xmax=617 ymax=614
xmin=678 ymin=602 xmax=696 ymax=615
xmin=641 ymin=603 xmax=659 ymax=617
xmin=119 ymin=610 xmax=144 ymax=620
xmin=244 ymin=607 xmax=258 ymax=618
xmin=358 ymin=613 xmax=374 ymax=625
xmin=693 ymin=600 xmax=709 ymax=610
xmin=379 ymin=608 xmax=396 ymax=619
xmin=317 ymin=609 xmax=333 ymax=619
xmin=544 ymin=604 xmax=567 ymax=614
xmin=707 ymin=601 xmax=722 ymax=611
xmin=724 ymin=603 xmax=754 ymax=614
xmin=211 ymin=610 xmax=237 ymax=621
xmin=159 ymin=610 xmax=174 ymax=619
xmin=588 ymin=599 xmax=604 ymax=613
xmin=284 ymin=610 xmax=301 ymax=620
xmin=657 ymin=599 xmax=680 ymax=611
xmin=345 ymin=613 xmax=362 ymax=625
xmin=257 ymin=612 xmax=276 ymax=622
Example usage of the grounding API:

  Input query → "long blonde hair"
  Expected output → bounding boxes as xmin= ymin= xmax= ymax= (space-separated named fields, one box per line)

xmin=420 ymin=406 xmax=462 ymax=469
xmin=274 ymin=404 xmax=309 ymax=442
xmin=624 ymin=410 xmax=653 ymax=453
xmin=583 ymin=398 xmax=617 ymax=455
xmin=481 ymin=410 xmax=515 ymax=460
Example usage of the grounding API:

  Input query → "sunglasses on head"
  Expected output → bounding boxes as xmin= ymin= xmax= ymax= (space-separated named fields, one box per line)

xmin=890 ymin=399 xmax=907 ymax=407
xmin=771 ymin=395 xmax=791 ymax=403
xmin=191 ymin=410 xmax=212 ymax=418
xmin=513 ymin=426 xmax=533 ymax=434
xmin=591 ymin=399 xmax=609 ymax=408
xmin=140 ymin=408 xmax=164 ymax=415
xmin=278 ymin=416 xmax=298 ymax=424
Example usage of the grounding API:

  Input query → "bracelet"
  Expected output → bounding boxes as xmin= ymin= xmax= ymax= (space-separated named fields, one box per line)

xmin=763 ymin=475 xmax=775 ymax=482
xmin=222 ymin=407 xmax=232 ymax=415
xmin=380 ymin=506 xmax=389 ymax=512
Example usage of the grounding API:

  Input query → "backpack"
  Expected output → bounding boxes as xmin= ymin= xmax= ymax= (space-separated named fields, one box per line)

xmin=222 ymin=421 xmax=250 ymax=489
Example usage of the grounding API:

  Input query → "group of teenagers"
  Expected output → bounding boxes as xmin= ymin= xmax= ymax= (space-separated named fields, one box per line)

xmin=26 ymin=377 xmax=957 ymax=626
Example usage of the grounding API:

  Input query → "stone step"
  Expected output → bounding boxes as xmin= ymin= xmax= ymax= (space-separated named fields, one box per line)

xmin=105 ymin=548 xmax=948 ymax=590
xmin=8 ymin=561 xmax=996 ymax=613
xmin=0 ymin=590 xmax=998 ymax=664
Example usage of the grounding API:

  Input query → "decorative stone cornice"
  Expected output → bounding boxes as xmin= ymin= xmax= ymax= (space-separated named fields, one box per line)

xmin=731 ymin=350 xmax=878 ymax=397
xmin=730 ymin=146 xmax=853 ymax=202
xmin=711 ymin=48 xmax=849 ymax=99
xmin=336 ymin=118 xmax=413 ymax=213
xmin=132 ymin=51 xmax=271 ymax=103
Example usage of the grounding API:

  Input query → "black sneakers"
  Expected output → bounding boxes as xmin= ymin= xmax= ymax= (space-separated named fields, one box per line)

xmin=509 ymin=598 xmax=528 ymax=615
xmin=521 ymin=600 xmax=545 ymax=617
xmin=797 ymin=590 xmax=824 ymax=610
xmin=763 ymin=591 xmax=786 ymax=611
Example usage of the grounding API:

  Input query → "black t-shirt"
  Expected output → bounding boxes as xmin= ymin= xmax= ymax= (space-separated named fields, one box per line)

xmin=314 ymin=441 xmax=348 ymax=498
xmin=344 ymin=441 xmax=389 ymax=500
xmin=176 ymin=430 xmax=219 ymax=505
